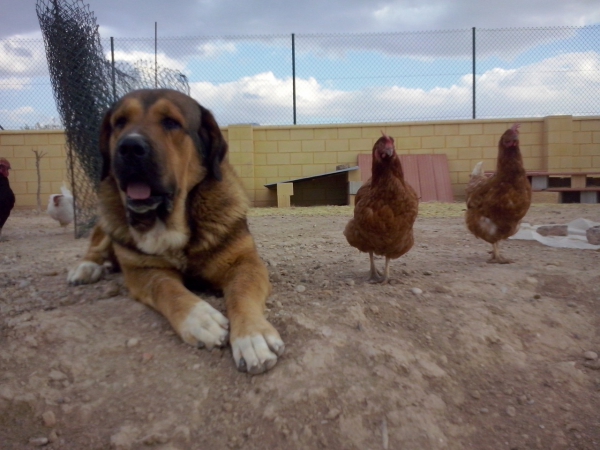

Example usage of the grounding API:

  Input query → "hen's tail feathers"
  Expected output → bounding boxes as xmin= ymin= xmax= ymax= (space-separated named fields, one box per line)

xmin=60 ymin=182 xmax=73 ymax=198
xmin=471 ymin=161 xmax=484 ymax=177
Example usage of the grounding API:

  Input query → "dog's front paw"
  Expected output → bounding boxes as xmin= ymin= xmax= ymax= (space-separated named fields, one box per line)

xmin=231 ymin=319 xmax=284 ymax=375
xmin=179 ymin=301 xmax=229 ymax=350
xmin=67 ymin=261 xmax=104 ymax=285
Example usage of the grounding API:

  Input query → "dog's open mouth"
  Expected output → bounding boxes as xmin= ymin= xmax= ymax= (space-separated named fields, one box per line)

xmin=124 ymin=182 xmax=162 ymax=214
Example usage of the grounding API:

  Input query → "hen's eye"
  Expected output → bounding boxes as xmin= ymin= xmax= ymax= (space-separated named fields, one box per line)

xmin=162 ymin=117 xmax=181 ymax=130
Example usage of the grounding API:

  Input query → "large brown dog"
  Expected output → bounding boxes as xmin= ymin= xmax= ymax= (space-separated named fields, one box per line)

xmin=68 ymin=89 xmax=284 ymax=374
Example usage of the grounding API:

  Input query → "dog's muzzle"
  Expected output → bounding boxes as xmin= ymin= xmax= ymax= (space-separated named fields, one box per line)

xmin=114 ymin=134 xmax=174 ymax=223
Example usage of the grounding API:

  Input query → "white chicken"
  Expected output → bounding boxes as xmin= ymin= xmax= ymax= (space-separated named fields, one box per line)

xmin=47 ymin=184 xmax=74 ymax=228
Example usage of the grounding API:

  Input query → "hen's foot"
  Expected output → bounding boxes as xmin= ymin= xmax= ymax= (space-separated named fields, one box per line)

xmin=486 ymin=255 xmax=512 ymax=264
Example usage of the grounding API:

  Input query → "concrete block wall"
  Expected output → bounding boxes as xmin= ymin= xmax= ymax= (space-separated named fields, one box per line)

xmin=0 ymin=130 xmax=68 ymax=208
xmin=2 ymin=115 xmax=599 ymax=208
xmin=247 ymin=119 xmax=548 ymax=205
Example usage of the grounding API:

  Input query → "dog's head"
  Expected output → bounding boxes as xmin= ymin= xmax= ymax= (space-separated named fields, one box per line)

xmin=99 ymin=89 xmax=227 ymax=229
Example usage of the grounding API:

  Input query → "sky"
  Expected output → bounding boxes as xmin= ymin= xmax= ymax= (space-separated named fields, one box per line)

xmin=1 ymin=0 xmax=600 ymax=128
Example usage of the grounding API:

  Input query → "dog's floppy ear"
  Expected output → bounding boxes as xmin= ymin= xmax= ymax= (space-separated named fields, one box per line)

xmin=98 ymin=105 xmax=114 ymax=180
xmin=197 ymin=104 xmax=227 ymax=182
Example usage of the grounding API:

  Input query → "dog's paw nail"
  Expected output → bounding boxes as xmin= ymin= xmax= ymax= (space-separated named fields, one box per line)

xmin=237 ymin=357 xmax=247 ymax=372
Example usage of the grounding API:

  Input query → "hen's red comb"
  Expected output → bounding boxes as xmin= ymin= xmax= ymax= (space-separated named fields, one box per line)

xmin=380 ymin=130 xmax=393 ymax=142
xmin=510 ymin=123 xmax=521 ymax=133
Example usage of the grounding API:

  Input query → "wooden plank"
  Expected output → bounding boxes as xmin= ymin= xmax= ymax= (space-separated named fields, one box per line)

xmin=399 ymin=155 xmax=421 ymax=198
xmin=571 ymin=174 xmax=587 ymax=189
xmin=356 ymin=153 xmax=454 ymax=202
xmin=416 ymin=154 xmax=437 ymax=202
xmin=431 ymin=154 xmax=454 ymax=202
xmin=581 ymin=191 xmax=599 ymax=204
xmin=357 ymin=154 xmax=372 ymax=183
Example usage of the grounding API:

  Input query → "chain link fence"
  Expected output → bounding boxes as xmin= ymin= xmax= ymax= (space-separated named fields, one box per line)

xmin=2 ymin=12 xmax=598 ymax=236
xmin=34 ymin=0 xmax=191 ymax=237
xmin=2 ymin=25 xmax=599 ymax=130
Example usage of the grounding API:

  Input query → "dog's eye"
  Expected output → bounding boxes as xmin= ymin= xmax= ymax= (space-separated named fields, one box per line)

xmin=162 ymin=117 xmax=181 ymax=131
xmin=114 ymin=117 xmax=127 ymax=129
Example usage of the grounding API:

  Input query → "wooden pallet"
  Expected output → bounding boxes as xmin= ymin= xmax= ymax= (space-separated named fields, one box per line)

xmin=485 ymin=170 xmax=600 ymax=204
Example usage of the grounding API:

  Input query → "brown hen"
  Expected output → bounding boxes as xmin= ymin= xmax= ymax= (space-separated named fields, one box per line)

xmin=465 ymin=124 xmax=532 ymax=263
xmin=344 ymin=132 xmax=419 ymax=283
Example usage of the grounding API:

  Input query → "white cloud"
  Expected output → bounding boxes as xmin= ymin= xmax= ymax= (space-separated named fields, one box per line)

xmin=0 ymin=76 xmax=31 ymax=90
xmin=197 ymin=41 xmax=237 ymax=58
xmin=0 ymin=39 xmax=48 ymax=77
xmin=189 ymin=51 xmax=600 ymax=124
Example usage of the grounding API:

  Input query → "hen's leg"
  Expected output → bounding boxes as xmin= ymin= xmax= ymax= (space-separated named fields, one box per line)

xmin=378 ymin=256 xmax=391 ymax=284
xmin=368 ymin=252 xmax=382 ymax=283
xmin=487 ymin=242 xmax=511 ymax=264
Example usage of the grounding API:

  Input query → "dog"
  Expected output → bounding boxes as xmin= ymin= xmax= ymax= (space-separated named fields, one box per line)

xmin=68 ymin=89 xmax=284 ymax=374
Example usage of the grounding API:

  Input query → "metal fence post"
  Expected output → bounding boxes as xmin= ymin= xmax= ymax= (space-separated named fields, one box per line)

xmin=155 ymin=22 xmax=158 ymax=88
xmin=292 ymin=33 xmax=296 ymax=125
xmin=472 ymin=27 xmax=476 ymax=120
xmin=110 ymin=37 xmax=116 ymax=102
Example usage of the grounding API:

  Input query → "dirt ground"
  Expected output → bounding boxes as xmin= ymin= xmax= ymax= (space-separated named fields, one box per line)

xmin=1 ymin=203 xmax=599 ymax=450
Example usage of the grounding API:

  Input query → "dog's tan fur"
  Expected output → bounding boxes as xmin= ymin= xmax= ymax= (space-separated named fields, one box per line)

xmin=68 ymin=89 xmax=284 ymax=374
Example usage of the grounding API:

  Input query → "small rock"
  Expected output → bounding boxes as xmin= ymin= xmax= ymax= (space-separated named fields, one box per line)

xmin=142 ymin=433 xmax=169 ymax=445
xmin=48 ymin=430 xmax=58 ymax=443
xmin=42 ymin=410 xmax=57 ymax=427
xmin=566 ymin=423 xmax=584 ymax=432
xmin=126 ymin=338 xmax=140 ymax=348
xmin=48 ymin=370 xmax=67 ymax=381
xmin=296 ymin=285 xmax=306 ymax=293
xmin=525 ymin=277 xmax=538 ymax=285
xmin=423 ymin=271 xmax=433 ymax=276
xmin=321 ymin=280 xmax=329 ymax=288
xmin=583 ymin=351 xmax=598 ymax=361
xmin=479 ymin=408 xmax=489 ymax=414
xmin=103 ymin=283 xmax=121 ymax=298
xmin=29 ymin=437 xmax=49 ymax=446
xmin=268 ymin=260 xmax=278 ymax=268
xmin=0 ymin=385 xmax=15 ymax=401
xmin=583 ymin=360 xmax=600 ymax=370
xmin=369 ymin=305 xmax=379 ymax=314
xmin=469 ymin=390 xmax=481 ymax=399
xmin=537 ymin=225 xmax=568 ymax=237
xmin=345 ymin=279 xmax=355 ymax=287
xmin=506 ymin=406 xmax=516 ymax=417
xmin=325 ymin=408 xmax=341 ymax=420
xmin=411 ymin=288 xmax=423 ymax=295
xmin=270 ymin=272 xmax=282 ymax=283
xmin=586 ymin=226 xmax=600 ymax=245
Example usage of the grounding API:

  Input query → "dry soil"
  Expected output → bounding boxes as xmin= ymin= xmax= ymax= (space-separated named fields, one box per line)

xmin=0 ymin=203 xmax=599 ymax=450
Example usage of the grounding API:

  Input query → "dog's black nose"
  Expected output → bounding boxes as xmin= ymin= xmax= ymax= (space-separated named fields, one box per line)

xmin=117 ymin=135 xmax=150 ymax=159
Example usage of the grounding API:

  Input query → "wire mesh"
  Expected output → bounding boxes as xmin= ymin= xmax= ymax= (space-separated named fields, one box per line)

xmin=2 ymin=10 xmax=600 ymax=232
xmin=34 ymin=0 xmax=189 ymax=238
xmin=4 ymin=25 xmax=599 ymax=131
xmin=475 ymin=26 xmax=600 ymax=118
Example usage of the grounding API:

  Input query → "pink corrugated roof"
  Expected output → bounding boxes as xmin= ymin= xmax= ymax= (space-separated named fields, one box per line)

xmin=357 ymin=153 xmax=454 ymax=202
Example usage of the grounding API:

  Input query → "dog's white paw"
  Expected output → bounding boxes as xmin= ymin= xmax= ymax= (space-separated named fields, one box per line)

xmin=179 ymin=301 xmax=229 ymax=349
xmin=231 ymin=328 xmax=285 ymax=375
xmin=67 ymin=261 xmax=104 ymax=285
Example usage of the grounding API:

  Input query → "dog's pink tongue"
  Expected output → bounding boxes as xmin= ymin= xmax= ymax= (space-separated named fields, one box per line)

xmin=126 ymin=182 xmax=151 ymax=200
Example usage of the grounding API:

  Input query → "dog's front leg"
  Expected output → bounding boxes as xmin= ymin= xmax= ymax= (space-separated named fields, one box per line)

xmin=122 ymin=266 xmax=229 ymax=350
xmin=67 ymin=225 xmax=114 ymax=285
xmin=221 ymin=254 xmax=285 ymax=375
